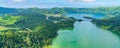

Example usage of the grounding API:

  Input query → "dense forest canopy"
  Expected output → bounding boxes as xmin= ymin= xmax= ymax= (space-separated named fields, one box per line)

xmin=0 ymin=7 xmax=81 ymax=48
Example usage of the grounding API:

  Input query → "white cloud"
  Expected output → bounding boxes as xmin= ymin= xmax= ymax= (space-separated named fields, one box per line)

xmin=67 ymin=0 xmax=96 ymax=3
xmin=83 ymin=0 xmax=96 ymax=3
xmin=68 ymin=0 xmax=76 ymax=2
xmin=12 ymin=0 xmax=25 ymax=2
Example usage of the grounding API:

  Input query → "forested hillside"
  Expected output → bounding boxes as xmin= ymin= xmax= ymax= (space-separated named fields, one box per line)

xmin=91 ymin=16 xmax=120 ymax=36
xmin=0 ymin=7 xmax=80 ymax=48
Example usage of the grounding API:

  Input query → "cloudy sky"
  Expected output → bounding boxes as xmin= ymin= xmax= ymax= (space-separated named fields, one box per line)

xmin=0 ymin=0 xmax=120 ymax=8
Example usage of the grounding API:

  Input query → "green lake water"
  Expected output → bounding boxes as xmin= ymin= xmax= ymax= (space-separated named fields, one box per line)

xmin=51 ymin=14 xmax=120 ymax=48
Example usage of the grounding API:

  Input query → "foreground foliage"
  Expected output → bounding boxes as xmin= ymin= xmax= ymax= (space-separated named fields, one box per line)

xmin=0 ymin=10 xmax=78 ymax=48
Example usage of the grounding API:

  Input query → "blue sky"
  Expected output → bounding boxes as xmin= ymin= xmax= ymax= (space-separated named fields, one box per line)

xmin=0 ymin=0 xmax=120 ymax=8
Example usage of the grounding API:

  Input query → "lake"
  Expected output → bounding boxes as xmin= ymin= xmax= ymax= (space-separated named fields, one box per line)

xmin=51 ymin=14 xmax=120 ymax=48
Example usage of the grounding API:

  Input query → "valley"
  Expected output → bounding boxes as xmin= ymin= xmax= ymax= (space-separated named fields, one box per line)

xmin=0 ymin=7 xmax=120 ymax=48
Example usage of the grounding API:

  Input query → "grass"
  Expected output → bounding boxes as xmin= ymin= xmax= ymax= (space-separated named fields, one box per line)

xmin=0 ymin=15 xmax=23 ymax=25
xmin=0 ymin=26 xmax=8 ymax=31
xmin=101 ymin=26 xmax=111 ymax=30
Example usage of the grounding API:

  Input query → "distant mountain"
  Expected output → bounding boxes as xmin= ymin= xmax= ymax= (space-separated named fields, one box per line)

xmin=0 ymin=7 xmax=18 ymax=14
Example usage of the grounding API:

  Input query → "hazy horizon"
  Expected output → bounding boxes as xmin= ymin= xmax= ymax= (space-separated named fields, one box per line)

xmin=0 ymin=0 xmax=120 ymax=8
